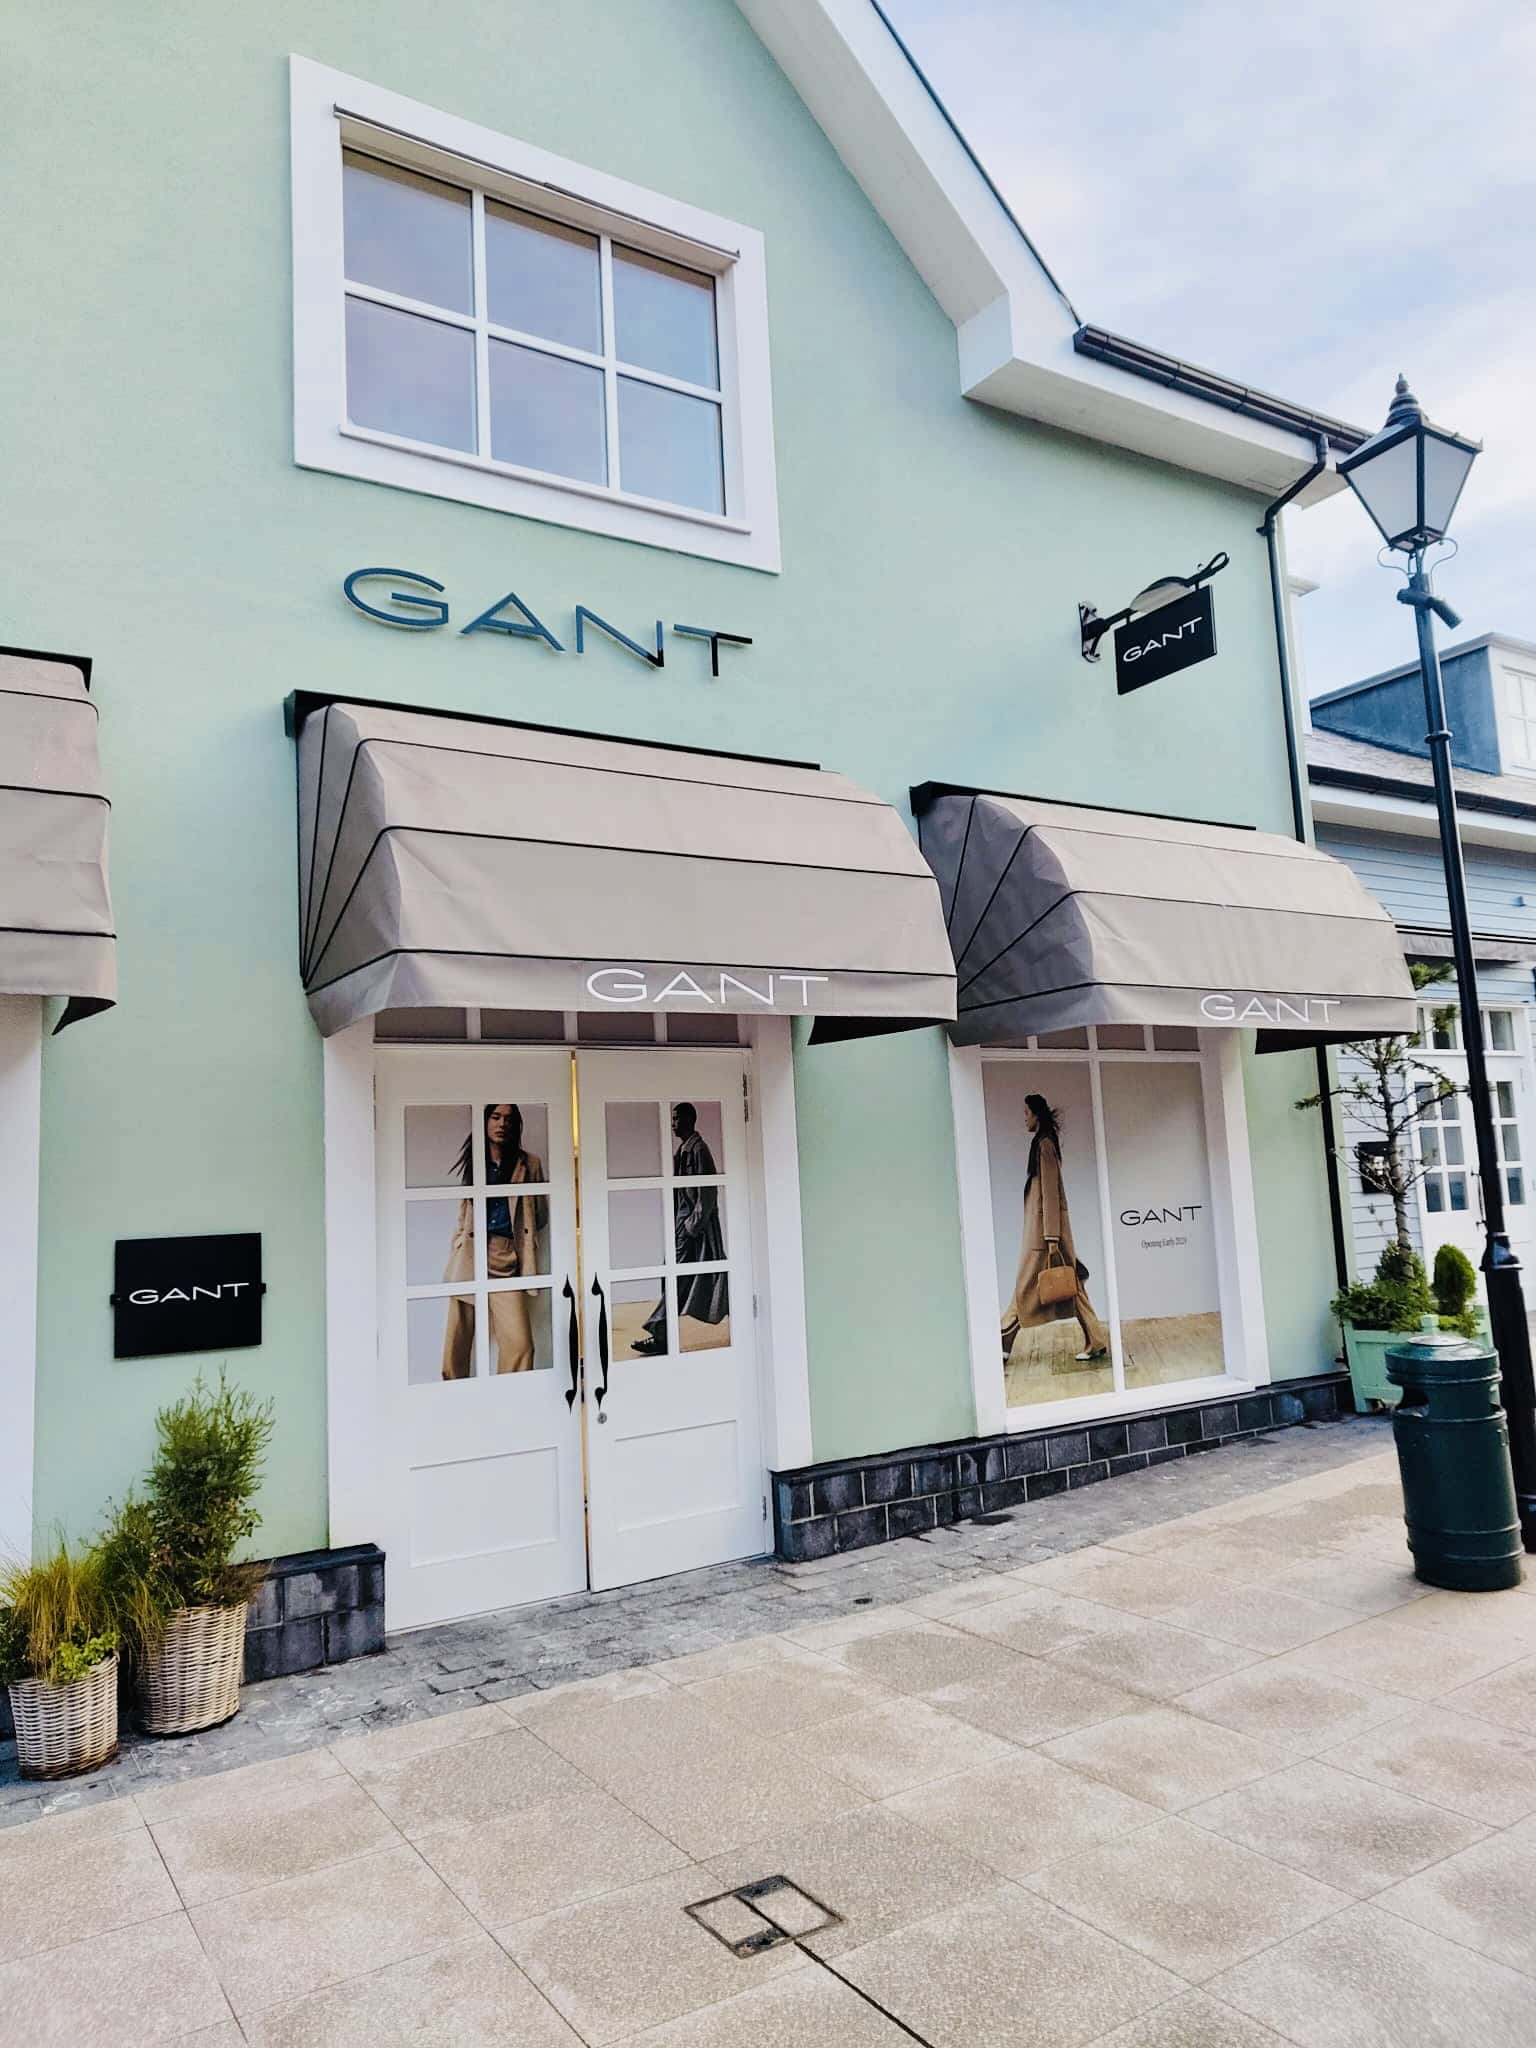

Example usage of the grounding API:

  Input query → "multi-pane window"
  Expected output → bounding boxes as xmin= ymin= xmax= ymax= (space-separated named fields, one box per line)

xmin=1414 ymin=1006 xmax=1526 ymax=1213
xmin=1506 ymin=668 xmax=1536 ymax=770
xmin=1417 ymin=1005 xmax=1519 ymax=1054
xmin=1416 ymin=1081 xmax=1525 ymax=1213
xmin=341 ymin=152 xmax=726 ymax=516
xmin=1416 ymin=1084 xmax=1469 ymax=1215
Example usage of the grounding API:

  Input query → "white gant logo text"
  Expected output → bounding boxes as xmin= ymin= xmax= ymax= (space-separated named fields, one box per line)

xmin=1123 ymin=619 xmax=1200 ymax=663
xmin=587 ymin=968 xmax=830 ymax=1008
xmin=1199 ymin=993 xmax=1340 ymax=1026
xmin=126 ymin=1283 xmax=253 ymax=1306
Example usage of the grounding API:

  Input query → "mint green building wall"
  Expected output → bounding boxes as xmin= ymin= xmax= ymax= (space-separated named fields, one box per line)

xmin=6 ymin=0 xmax=1334 ymax=1548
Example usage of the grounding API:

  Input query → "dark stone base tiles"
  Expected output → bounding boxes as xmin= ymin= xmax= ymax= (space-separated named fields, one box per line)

xmin=244 ymin=1544 xmax=386 ymax=1683
xmin=772 ymin=1373 xmax=1350 ymax=1563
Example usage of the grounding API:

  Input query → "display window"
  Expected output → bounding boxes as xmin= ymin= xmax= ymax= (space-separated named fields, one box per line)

xmin=982 ymin=1027 xmax=1225 ymax=1412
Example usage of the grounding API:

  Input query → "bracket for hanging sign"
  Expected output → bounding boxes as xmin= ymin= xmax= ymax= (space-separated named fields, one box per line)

xmin=1079 ymin=551 xmax=1229 ymax=664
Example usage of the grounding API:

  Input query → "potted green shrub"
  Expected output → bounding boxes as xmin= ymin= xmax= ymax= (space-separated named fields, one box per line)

xmin=0 ymin=1540 xmax=119 ymax=1779
xmin=1332 ymin=1240 xmax=1435 ymax=1406
xmin=103 ymin=1374 xmax=274 ymax=1736
xmin=1332 ymin=1240 xmax=1484 ymax=1406
xmin=1432 ymin=1242 xmax=1484 ymax=1338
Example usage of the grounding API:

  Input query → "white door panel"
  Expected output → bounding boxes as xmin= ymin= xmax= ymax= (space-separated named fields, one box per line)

xmin=376 ymin=1044 xmax=767 ymax=1625
xmin=377 ymin=1050 xmax=585 ymax=1629
xmin=578 ymin=1051 xmax=765 ymax=1591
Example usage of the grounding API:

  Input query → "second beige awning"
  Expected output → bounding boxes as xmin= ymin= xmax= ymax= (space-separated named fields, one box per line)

xmin=914 ymin=784 xmax=1416 ymax=1046
xmin=292 ymin=696 xmax=956 ymax=1037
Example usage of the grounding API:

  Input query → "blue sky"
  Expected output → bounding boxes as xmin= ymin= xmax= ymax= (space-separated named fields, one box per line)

xmin=883 ymin=0 xmax=1536 ymax=695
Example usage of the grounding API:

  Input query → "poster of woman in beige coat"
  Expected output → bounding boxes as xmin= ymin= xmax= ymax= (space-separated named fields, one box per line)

xmin=1001 ymin=1093 xmax=1109 ymax=1364
xmin=442 ymin=1102 xmax=548 ymax=1377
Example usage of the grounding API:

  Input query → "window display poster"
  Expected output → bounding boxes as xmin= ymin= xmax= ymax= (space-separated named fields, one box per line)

xmin=982 ymin=1054 xmax=1224 ymax=1407
xmin=983 ymin=1062 xmax=1112 ymax=1407
xmin=1102 ymin=1062 xmax=1222 ymax=1387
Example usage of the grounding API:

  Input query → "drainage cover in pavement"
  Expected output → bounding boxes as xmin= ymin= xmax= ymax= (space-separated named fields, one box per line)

xmin=686 ymin=1879 xmax=937 ymax=2044
xmin=686 ymin=1877 xmax=841 ymax=1957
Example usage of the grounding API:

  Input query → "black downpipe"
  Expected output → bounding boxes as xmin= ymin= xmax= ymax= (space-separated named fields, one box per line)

xmin=1259 ymin=436 xmax=1350 ymax=1289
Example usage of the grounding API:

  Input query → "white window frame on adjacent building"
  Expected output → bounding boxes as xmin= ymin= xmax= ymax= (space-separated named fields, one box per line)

xmin=1500 ymin=662 xmax=1536 ymax=774
xmin=289 ymin=56 xmax=780 ymax=572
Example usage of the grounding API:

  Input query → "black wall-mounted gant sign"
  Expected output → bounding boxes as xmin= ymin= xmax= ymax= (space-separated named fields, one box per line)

xmin=1114 ymin=585 xmax=1217 ymax=694
xmin=111 ymin=1233 xmax=264 ymax=1360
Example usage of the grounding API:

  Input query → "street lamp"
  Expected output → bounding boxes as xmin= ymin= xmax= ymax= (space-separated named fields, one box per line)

xmin=1340 ymin=377 xmax=1536 ymax=1551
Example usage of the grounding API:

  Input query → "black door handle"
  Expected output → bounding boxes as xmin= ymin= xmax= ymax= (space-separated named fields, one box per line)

xmin=562 ymin=1276 xmax=579 ymax=1409
xmin=591 ymin=1273 xmax=610 ymax=1414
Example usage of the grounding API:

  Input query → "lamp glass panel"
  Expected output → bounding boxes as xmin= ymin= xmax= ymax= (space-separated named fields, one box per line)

xmin=1420 ymin=433 xmax=1477 ymax=539
xmin=1344 ymin=432 xmax=1421 ymax=547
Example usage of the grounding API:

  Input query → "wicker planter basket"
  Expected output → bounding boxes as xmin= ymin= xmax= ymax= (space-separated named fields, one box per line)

xmin=8 ymin=1653 xmax=119 ymax=1780
xmin=139 ymin=1603 xmax=247 ymax=1736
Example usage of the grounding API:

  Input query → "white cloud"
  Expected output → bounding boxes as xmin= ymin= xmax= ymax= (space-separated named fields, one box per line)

xmin=883 ymin=0 xmax=1536 ymax=688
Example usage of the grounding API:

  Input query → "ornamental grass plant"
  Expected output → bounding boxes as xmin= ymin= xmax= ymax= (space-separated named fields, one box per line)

xmin=0 ymin=1538 xmax=120 ymax=1779
xmin=0 ymin=1539 xmax=117 ymax=1689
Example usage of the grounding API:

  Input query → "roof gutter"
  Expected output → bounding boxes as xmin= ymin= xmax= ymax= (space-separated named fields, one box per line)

xmin=1254 ymin=431 xmax=1351 ymax=1289
xmin=1309 ymin=762 xmax=1536 ymax=825
xmin=1074 ymin=326 xmax=1365 ymax=455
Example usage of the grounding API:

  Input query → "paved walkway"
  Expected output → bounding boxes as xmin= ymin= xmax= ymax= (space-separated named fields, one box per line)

xmin=0 ymin=1418 xmax=1384 ymax=1831
xmin=5 ymin=1419 xmax=1536 ymax=2043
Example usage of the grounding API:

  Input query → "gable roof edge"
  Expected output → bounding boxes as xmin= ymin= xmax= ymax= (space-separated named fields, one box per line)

xmin=737 ymin=0 xmax=1354 ymax=503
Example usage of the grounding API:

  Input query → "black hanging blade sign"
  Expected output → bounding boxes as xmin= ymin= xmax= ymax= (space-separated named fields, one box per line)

xmin=1114 ymin=584 xmax=1217 ymax=694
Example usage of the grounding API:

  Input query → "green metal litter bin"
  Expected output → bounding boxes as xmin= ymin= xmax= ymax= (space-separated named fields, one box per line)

xmin=1386 ymin=1325 xmax=1524 ymax=1592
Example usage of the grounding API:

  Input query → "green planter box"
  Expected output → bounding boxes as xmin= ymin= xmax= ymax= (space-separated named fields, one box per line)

xmin=1343 ymin=1325 xmax=1404 ymax=1409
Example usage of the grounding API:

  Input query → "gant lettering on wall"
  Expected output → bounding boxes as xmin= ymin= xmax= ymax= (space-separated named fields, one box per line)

xmin=343 ymin=568 xmax=752 ymax=678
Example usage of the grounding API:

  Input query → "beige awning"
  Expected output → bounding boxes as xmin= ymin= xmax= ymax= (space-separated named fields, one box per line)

xmin=0 ymin=652 xmax=114 ymax=1026
xmin=292 ymin=696 xmax=956 ymax=1037
xmin=915 ymin=785 xmax=1415 ymax=1048
xmin=1398 ymin=925 xmax=1536 ymax=967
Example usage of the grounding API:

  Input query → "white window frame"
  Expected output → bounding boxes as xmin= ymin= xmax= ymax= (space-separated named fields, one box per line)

xmin=950 ymin=1029 xmax=1269 ymax=1436
xmin=1496 ymin=660 xmax=1536 ymax=775
xmin=289 ymin=56 xmax=780 ymax=572
xmin=1412 ymin=1002 xmax=1532 ymax=1234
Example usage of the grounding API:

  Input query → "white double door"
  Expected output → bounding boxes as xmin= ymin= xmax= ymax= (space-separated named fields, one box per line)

xmin=376 ymin=1046 xmax=762 ymax=1629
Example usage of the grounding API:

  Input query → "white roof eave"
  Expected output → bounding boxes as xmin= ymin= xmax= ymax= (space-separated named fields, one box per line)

xmin=738 ymin=0 xmax=1347 ymax=504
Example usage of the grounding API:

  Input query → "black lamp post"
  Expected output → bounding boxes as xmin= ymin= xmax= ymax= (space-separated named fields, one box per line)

xmin=1339 ymin=377 xmax=1536 ymax=1551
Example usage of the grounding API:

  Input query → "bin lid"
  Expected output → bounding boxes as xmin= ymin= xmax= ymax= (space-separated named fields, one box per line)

xmin=1386 ymin=1327 xmax=1495 ymax=1382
